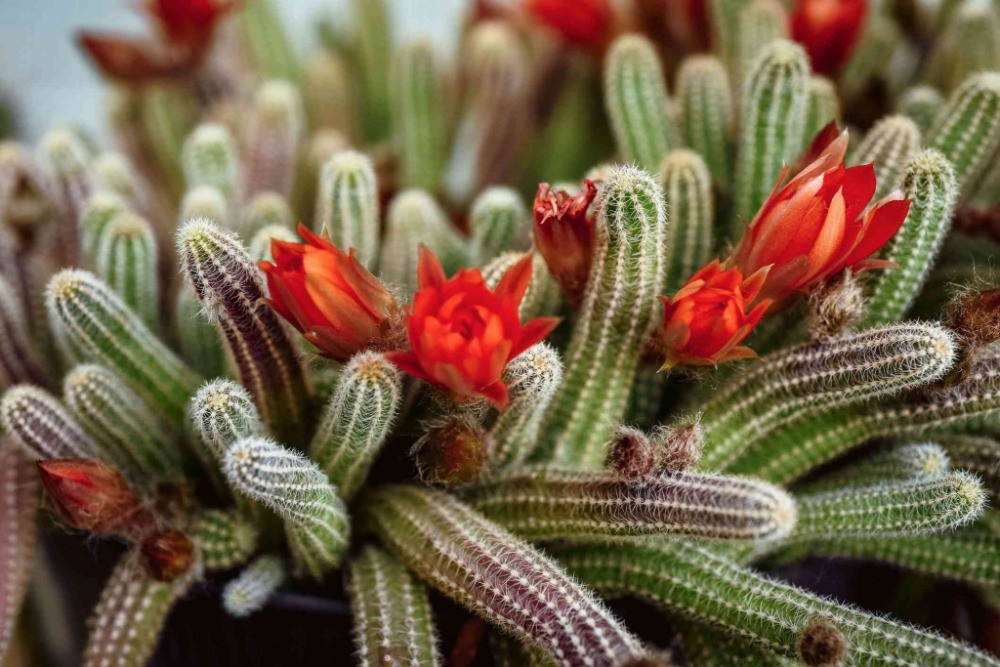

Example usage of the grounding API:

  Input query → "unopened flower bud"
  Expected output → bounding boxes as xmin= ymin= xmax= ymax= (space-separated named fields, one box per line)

xmin=140 ymin=530 xmax=195 ymax=581
xmin=652 ymin=415 xmax=703 ymax=472
xmin=37 ymin=459 xmax=153 ymax=537
xmin=415 ymin=417 xmax=489 ymax=487
xmin=808 ymin=270 xmax=865 ymax=340
xmin=606 ymin=426 xmax=655 ymax=479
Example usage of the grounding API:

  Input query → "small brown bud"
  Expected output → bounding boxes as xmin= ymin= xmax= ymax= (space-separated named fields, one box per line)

xmin=37 ymin=459 xmax=154 ymax=537
xmin=797 ymin=618 xmax=848 ymax=667
xmin=140 ymin=530 xmax=195 ymax=581
xmin=949 ymin=286 xmax=1000 ymax=349
xmin=415 ymin=417 xmax=489 ymax=487
xmin=808 ymin=270 xmax=865 ymax=340
xmin=652 ymin=415 xmax=703 ymax=472
xmin=606 ymin=426 xmax=655 ymax=479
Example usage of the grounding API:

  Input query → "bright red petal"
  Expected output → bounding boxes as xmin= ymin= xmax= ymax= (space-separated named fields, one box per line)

xmin=417 ymin=245 xmax=447 ymax=289
xmin=494 ymin=252 xmax=534 ymax=307
xmin=479 ymin=379 xmax=510 ymax=410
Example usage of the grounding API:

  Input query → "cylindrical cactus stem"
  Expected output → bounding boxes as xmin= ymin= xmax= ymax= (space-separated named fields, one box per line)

xmin=0 ymin=275 xmax=47 ymax=390
xmin=177 ymin=219 xmax=310 ymax=445
xmin=392 ymin=39 xmax=449 ymax=191
xmin=174 ymin=282 xmax=227 ymax=379
xmin=553 ymin=538 xmax=1000 ymax=667
xmin=63 ymin=364 xmax=180 ymax=481
xmin=224 ymin=436 xmax=349 ymax=579
xmin=936 ymin=435 xmax=1000 ymax=500
xmin=190 ymin=379 xmax=264 ymax=461
xmin=857 ymin=150 xmax=958 ymax=327
xmin=236 ymin=0 xmax=300 ymax=83
xmin=92 ymin=211 xmax=160 ymax=329
xmin=482 ymin=252 xmax=562 ymax=322
xmin=351 ymin=0 xmax=393 ymax=142
xmin=181 ymin=124 xmax=241 ymax=210
xmin=708 ymin=0 xmax=749 ymax=76
xmin=926 ymin=72 xmax=1000 ymax=201
xmin=675 ymin=619 xmax=787 ymax=667
xmin=466 ymin=467 xmax=796 ymax=542
xmin=248 ymin=222 xmax=297 ymax=264
xmin=314 ymin=150 xmax=379 ymax=268
xmin=358 ymin=484 xmax=651 ymax=667
xmin=802 ymin=76 xmax=839 ymax=149
xmin=239 ymin=192 xmax=294 ymax=241
xmin=380 ymin=189 xmax=467 ymax=290
xmin=675 ymin=55 xmax=733 ymax=191
xmin=0 ymin=442 xmax=38 ymax=662
xmin=79 ymin=190 xmax=128 ymax=266
xmin=310 ymin=351 xmax=402 ymax=502
xmin=849 ymin=115 xmax=920 ymax=199
xmin=242 ymin=80 xmax=303 ymax=200
xmin=486 ymin=344 xmax=563 ymax=469
xmin=348 ymin=545 xmax=442 ymax=667
xmin=222 ymin=555 xmax=286 ymax=618
xmin=659 ymin=150 xmax=714 ymax=294
xmin=925 ymin=0 xmax=1000 ymax=94
xmin=734 ymin=0 xmax=789 ymax=86
xmin=796 ymin=442 xmax=951 ymax=495
xmin=538 ymin=165 xmax=668 ymax=469
xmin=897 ymin=85 xmax=945 ymax=135
xmin=1 ymin=385 xmax=97 ymax=460
xmin=92 ymin=151 xmax=149 ymax=214
xmin=469 ymin=187 xmax=527 ymax=264
xmin=695 ymin=322 xmax=956 ymax=472
xmin=190 ymin=509 xmax=259 ymax=572
xmin=733 ymin=39 xmax=809 ymax=222
xmin=82 ymin=552 xmax=197 ymax=667
xmin=45 ymin=269 xmax=201 ymax=426
xmin=39 ymin=127 xmax=96 ymax=264
xmin=179 ymin=184 xmax=229 ymax=226
xmin=787 ymin=471 xmax=985 ymax=545
xmin=303 ymin=51 xmax=358 ymax=138
xmin=603 ymin=34 xmax=679 ymax=172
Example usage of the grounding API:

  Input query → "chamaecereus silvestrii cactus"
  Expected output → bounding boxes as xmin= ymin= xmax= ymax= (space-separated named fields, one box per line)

xmin=6 ymin=0 xmax=1000 ymax=665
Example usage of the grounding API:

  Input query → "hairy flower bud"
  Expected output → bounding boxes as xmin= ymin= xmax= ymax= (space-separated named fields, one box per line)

xmin=37 ymin=459 xmax=154 ymax=537
xmin=414 ymin=417 xmax=489 ymax=487
xmin=140 ymin=530 xmax=195 ymax=582
xmin=606 ymin=426 xmax=655 ymax=479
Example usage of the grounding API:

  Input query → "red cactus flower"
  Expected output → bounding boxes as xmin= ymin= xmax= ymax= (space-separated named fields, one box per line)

xmin=525 ymin=0 xmax=613 ymax=47
xmin=149 ymin=0 xmax=235 ymax=48
xmin=658 ymin=260 xmax=772 ymax=368
xmin=790 ymin=0 xmax=867 ymax=76
xmin=532 ymin=179 xmax=598 ymax=305
xmin=732 ymin=128 xmax=911 ymax=301
xmin=259 ymin=224 xmax=399 ymax=361
xmin=37 ymin=459 xmax=153 ymax=537
xmin=386 ymin=247 xmax=560 ymax=409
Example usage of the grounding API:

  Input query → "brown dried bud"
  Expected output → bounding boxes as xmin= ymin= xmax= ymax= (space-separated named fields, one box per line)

xmin=652 ymin=415 xmax=703 ymax=472
xmin=606 ymin=426 xmax=655 ymax=479
xmin=140 ymin=530 xmax=195 ymax=581
xmin=414 ymin=417 xmax=489 ymax=487
xmin=37 ymin=459 xmax=154 ymax=537
xmin=797 ymin=618 xmax=848 ymax=667
xmin=949 ymin=286 xmax=1000 ymax=350
xmin=808 ymin=270 xmax=865 ymax=340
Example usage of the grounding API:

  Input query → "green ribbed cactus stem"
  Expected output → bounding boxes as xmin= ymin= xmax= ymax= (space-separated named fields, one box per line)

xmin=178 ymin=219 xmax=310 ymax=445
xmin=222 ymin=555 xmax=286 ymax=618
xmin=675 ymin=55 xmax=734 ymax=191
xmin=936 ymin=435 xmax=1000 ymax=500
xmin=553 ymin=538 xmax=1000 ymax=666
xmin=190 ymin=379 xmax=264 ymax=462
xmin=310 ymin=351 xmax=402 ymax=502
xmin=838 ymin=11 xmax=902 ymax=103
xmin=734 ymin=0 xmax=789 ymax=86
xmin=1 ymin=385 xmax=97 ymax=460
xmin=236 ymin=0 xmax=300 ymax=83
xmin=482 ymin=252 xmax=562 ymax=322
xmin=304 ymin=51 xmax=358 ymax=138
xmin=132 ymin=83 xmax=196 ymax=195
xmin=734 ymin=39 xmax=809 ymax=222
xmin=174 ymin=282 xmax=227 ymax=379
xmin=486 ymin=344 xmax=562 ymax=469
xmin=179 ymin=184 xmax=228 ymax=226
xmin=926 ymin=72 xmax=1000 ymax=200
xmin=93 ymin=211 xmax=159 ymax=329
xmin=92 ymin=152 xmax=147 ymax=213
xmin=676 ymin=619 xmax=788 ymax=666
xmin=63 ymin=364 xmax=180 ymax=481
xmin=348 ymin=545 xmax=442 ymax=666
xmin=190 ymin=509 xmax=258 ymax=572
xmin=696 ymin=322 xmax=956 ymax=472
xmin=45 ymin=269 xmax=201 ymax=425
xmin=314 ymin=150 xmax=379 ymax=268
xmin=292 ymin=129 xmax=349 ymax=224
xmin=392 ymin=39 xmax=449 ymax=191
xmin=380 ymin=189 xmax=467 ymax=289
xmin=40 ymin=128 xmax=96 ymax=264
xmin=82 ymin=552 xmax=196 ymax=667
xmin=850 ymin=115 xmax=921 ymax=199
xmin=79 ymin=191 xmax=128 ymax=266
xmin=538 ymin=165 xmax=667 ymax=469
xmin=466 ymin=467 xmax=796 ymax=542
xmin=247 ymin=223 xmax=297 ymax=264
xmin=797 ymin=442 xmax=951 ymax=495
xmin=898 ymin=85 xmax=945 ymax=135
xmin=242 ymin=80 xmax=303 ymax=200
xmin=225 ymin=436 xmax=349 ymax=579
xmin=709 ymin=0 xmax=751 ymax=76
xmin=239 ymin=192 xmax=293 ymax=241
xmin=603 ymin=34 xmax=679 ymax=172
xmin=802 ymin=76 xmax=840 ymax=149
xmin=181 ymin=124 xmax=240 ymax=210
xmin=469 ymin=187 xmax=527 ymax=263
xmin=787 ymin=472 xmax=984 ymax=544
xmin=925 ymin=0 xmax=1000 ymax=94
xmin=660 ymin=150 xmax=714 ymax=294
xmin=0 ymin=442 xmax=37 ymax=663
xmin=352 ymin=0 xmax=392 ymax=142
xmin=0 ymin=275 xmax=47 ymax=390
xmin=358 ymin=485 xmax=650 ymax=667
xmin=857 ymin=150 xmax=958 ymax=327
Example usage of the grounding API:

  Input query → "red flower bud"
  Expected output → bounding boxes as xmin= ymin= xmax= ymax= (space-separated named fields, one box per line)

xmin=260 ymin=224 xmax=399 ymax=361
xmin=37 ymin=459 xmax=152 ymax=537
xmin=791 ymin=0 xmax=867 ymax=75
xmin=387 ymin=247 xmax=560 ymax=410
xmin=415 ymin=417 xmax=489 ymax=487
xmin=532 ymin=180 xmax=598 ymax=305
xmin=140 ymin=530 xmax=195 ymax=581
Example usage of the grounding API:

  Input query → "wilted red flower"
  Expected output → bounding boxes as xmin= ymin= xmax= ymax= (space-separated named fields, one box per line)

xmin=525 ymin=0 xmax=613 ymax=47
xmin=260 ymin=224 xmax=399 ymax=361
xmin=150 ymin=0 xmax=235 ymax=48
xmin=790 ymin=0 xmax=867 ymax=75
xmin=658 ymin=260 xmax=772 ymax=368
xmin=141 ymin=530 xmax=195 ymax=581
xmin=37 ymin=459 xmax=153 ymax=537
xmin=386 ymin=247 xmax=560 ymax=409
xmin=532 ymin=179 xmax=598 ymax=305
xmin=732 ymin=129 xmax=911 ymax=301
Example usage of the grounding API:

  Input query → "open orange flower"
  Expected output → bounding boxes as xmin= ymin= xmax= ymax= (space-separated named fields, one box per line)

xmin=532 ymin=179 xmax=598 ymax=305
xmin=658 ymin=260 xmax=772 ymax=368
xmin=732 ymin=129 xmax=911 ymax=301
xmin=525 ymin=0 xmax=613 ymax=48
xmin=386 ymin=247 xmax=560 ymax=409
xmin=259 ymin=224 xmax=398 ymax=361
xmin=790 ymin=0 xmax=867 ymax=75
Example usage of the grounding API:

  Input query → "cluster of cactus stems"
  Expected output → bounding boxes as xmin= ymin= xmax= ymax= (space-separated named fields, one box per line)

xmin=5 ymin=0 xmax=1000 ymax=665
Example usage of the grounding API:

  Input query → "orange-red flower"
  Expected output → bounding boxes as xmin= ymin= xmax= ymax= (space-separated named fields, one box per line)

xmin=386 ymin=247 xmax=560 ymax=409
xmin=259 ymin=224 xmax=399 ymax=361
xmin=37 ymin=459 xmax=153 ymax=536
xmin=525 ymin=0 xmax=613 ymax=47
xmin=790 ymin=0 xmax=867 ymax=75
xmin=658 ymin=260 xmax=772 ymax=368
xmin=532 ymin=179 xmax=598 ymax=305
xmin=732 ymin=129 xmax=911 ymax=301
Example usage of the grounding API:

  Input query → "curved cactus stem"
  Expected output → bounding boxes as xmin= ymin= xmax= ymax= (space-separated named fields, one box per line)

xmin=0 ymin=442 xmax=38 ymax=664
xmin=247 ymin=222 xmax=297 ymax=264
xmin=0 ymin=274 xmax=47 ymax=390
xmin=304 ymin=51 xmax=358 ymax=138
xmin=381 ymin=189 xmax=467 ymax=290
xmin=925 ymin=0 xmax=1000 ymax=94
xmin=351 ymin=0 xmax=393 ymax=142
xmin=802 ymin=76 xmax=840 ymax=149
xmin=236 ymin=0 xmax=300 ymax=83
xmin=222 ymin=555 xmax=286 ymax=618
xmin=898 ymin=85 xmax=945 ymax=135
xmin=181 ymin=124 xmax=240 ymax=212
xmin=734 ymin=0 xmax=789 ymax=86
xmin=79 ymin=190 xmax=128 ymax=267
xmin=190 ymin=509 xmax=259 ymax=572
xmin=936 ymin=435 xmax=1000 ymax=501
xmin=1 ymin=385 xmax=98 ymax=460
xmin=174 ymin=281 xmax=228 ymax=379
xmin=469 ymin=187 xmax=527 ymax=264
xmin=240 ymin=193 xmax=293 ymax=249
xmin=795 ymin=442 xmax=951 ymax=495
xmin=675 ymin=618 xmax=790 ymax=666
xmin=40 ymin=128 xmax=96 ymax=265
xmin=92 ymin=211 xmax=160 ymax=329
